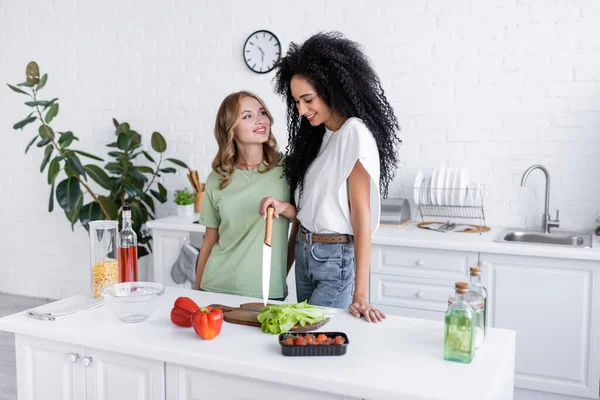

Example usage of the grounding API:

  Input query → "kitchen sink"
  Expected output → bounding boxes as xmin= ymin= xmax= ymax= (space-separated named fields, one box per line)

xmin=494 ymin=229 xmax=592 ymax=248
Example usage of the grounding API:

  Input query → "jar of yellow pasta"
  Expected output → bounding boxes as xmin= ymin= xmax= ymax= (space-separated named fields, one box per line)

xmin=89 ymin=220 xmax=119 ymax=299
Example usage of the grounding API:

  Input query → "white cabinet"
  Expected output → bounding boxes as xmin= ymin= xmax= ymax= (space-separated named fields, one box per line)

xmin=16 ymin=335 xmax=165 ymax=400
xmin=165 ymin=363 xmax=359 ymax=400
xmin=152 ymin=229 xmax=192 ymax=289
xmin=16 ymin=335 xmax=85 ymax=400
xmin=370 ymin=245 xmax=478 ymax=321
xmin=480 ymin=253 xmax=600 ymax=399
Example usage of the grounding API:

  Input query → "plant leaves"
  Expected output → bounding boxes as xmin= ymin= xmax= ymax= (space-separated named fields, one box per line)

xmin=124 ymin=183 xmax=144 ymax=199
xmin=56 ymin=177 xmax=82 ymax=212
xmin=107 ymin=151 xmax=124 ymax=158
xmin=65 ymin=155 xmax=87 ymax=179
xmin=84 ymin=164 xmax=111 ymax=190
xmin=36 ymin=136 xmax=54 ymax=147
xmin=79 ymin=202 xmax=104 ymax=231
xmin=166 ymin=158 xmax=188 ymax=169
xmin=42 ymin=98 xmax=58 ymax=110
xmin=129 ymin=131 xmax=142 ymax=148
xmin=159 ymin=167 xmax=177 ymax=174
xmin=98 ymin=195 xmax=119 ymax=220
xmin=112 ymin=118 xmax=119 ymax=128
xmin=40 ymin=145 xmax=53 ymax=172
xmin=117 ymin=133 xmax=131 ymax=151
xmin=17 ymin=81 xmax=34 ymax=87
xmin=13 ymin=116 xmax=37 ymax=130
xmin=58 ymin=131 xmax=75 ymax=148
xmin=38 ymin=124 xmax=54 ymax=138
xmin=37 ymin=74 xmax=48 ymax=91
xmin=47 ymin=158 xmax=60 ymax=184
xmin=45 ymin=103 xmax=59 ymax=123
xmin=128 ymin=168 xmax=148 ymax=182
xmin=105 ymin=162 xmax=123 ymax=174
xmin=64 ymin=195 xmax=83 ymax=231
xmin=130 ymin=202 xmax=144 ymax=232
xmin=106 ymin=142 xmax=119 ymax=148
xmin=138 ymin=246 xmax=149 ymax=258
xmin=26 ymin=61 xmax=40 ymax=85
xmin=73 ymin=150 xmax=103 ymax=161
xmin=158 ymin=182 xmax=167 ymax=197
xmin=7 ymin=84 xmax=29 ymax=95
xmin=150 ymin=189 xmax=167 ymax=203
xmin=143 ymin=193 xmax=155 ymax=213
xmin=116 ymin=122 xmax=130 ymax=135
xmin=48 ymin=181 xmax=55 ymax=212
xmin=25 ymin=135 xmax=38 ymax=154
xmin=136 ymin=166 xmax=154 ymax=174
xmin=151 ymin=131 xmax=167 ymax=153
xmin=142 ymin=151 xmax=155 ymax=163
xmin=25 ymin=100 xmax=49 ymax=107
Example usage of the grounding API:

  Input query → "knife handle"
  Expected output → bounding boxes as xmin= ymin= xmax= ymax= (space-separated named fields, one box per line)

xmin=264 ymin=206 xmax=274 ymax=247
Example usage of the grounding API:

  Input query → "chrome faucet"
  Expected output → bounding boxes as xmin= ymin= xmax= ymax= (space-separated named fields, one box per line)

xmin=521 ymin=164 xmax=559 ymax=233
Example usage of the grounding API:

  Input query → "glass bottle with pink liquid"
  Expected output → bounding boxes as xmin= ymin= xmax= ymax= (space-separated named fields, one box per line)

xmin=118 ymin=204 xmax=138 ymax=282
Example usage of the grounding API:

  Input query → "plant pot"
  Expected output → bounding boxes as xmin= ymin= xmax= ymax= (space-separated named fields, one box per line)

xmin=176 ymin=204 xmax=194 ymax=217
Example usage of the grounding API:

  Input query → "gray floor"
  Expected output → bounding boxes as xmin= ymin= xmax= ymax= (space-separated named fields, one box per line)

xmin=0 ymin=293 xmax=50 ymax=400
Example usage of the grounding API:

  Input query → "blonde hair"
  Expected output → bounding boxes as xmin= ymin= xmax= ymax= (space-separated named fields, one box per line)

xmin=212 ymin=91 xmax=281 ymax=189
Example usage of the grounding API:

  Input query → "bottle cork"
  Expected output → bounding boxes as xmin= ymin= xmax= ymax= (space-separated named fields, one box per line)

xmin=455 ymin=282 xmax=468 ymax=293
xmin=470 ymin=266 xmax=482 ymax=276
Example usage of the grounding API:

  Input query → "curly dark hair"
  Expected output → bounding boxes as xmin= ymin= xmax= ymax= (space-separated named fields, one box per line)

xmin=273 ymin=31 xmax=401 ymax=205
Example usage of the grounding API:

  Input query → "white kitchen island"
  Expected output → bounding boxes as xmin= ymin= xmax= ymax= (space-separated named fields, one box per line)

xmin=0 ymin=287 xmax=515 ymax=400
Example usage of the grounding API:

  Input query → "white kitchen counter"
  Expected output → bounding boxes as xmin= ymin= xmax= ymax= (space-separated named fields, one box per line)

xmin=147 ymin=216 xmax=600 ymax=261
xmin=0 ymin=287 xmax=515 ymax=400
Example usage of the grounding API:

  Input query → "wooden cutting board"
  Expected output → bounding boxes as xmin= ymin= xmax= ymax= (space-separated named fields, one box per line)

xmin=208 ymin=303 xmax=330 ymax=332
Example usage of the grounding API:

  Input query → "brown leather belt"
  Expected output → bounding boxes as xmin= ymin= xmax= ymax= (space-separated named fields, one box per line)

xmin=299 ymin=231 xmax=352 ymax=244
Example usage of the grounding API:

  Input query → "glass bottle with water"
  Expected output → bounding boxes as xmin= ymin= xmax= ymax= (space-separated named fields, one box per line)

xmin=444 ymin=282 xmax=476 ymax=363
xmin=469 ymin=266 xmax=488 ymax=337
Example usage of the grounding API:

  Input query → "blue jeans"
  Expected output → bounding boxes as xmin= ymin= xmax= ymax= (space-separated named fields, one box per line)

xmin=295 ymin=230 xmax=355 ymax=309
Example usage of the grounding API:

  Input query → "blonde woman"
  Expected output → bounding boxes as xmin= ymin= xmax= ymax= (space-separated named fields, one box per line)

xmin=193 ymin=91 xmax=294 ymax=300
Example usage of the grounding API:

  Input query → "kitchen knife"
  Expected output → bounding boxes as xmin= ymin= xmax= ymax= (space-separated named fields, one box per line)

xmin=262 ymin=206 xmax=274 ymax=306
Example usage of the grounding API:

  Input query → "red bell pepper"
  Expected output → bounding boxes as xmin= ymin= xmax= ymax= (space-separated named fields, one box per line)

xmin=192 ymin=306 xmax=223 ymax=340
xmin=170 ymin=297 xmax=200 ymax=327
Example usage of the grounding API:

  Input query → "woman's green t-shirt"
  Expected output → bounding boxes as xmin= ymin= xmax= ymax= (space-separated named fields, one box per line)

xmin=198 ymin=163 xmax=290 ymax=299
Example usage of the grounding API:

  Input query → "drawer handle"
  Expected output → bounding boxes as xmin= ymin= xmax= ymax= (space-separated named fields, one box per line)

xmin=82 ymin=356 xmax=93 ymax=367
xmin=416 ymin=260 xmax=425 ymax=266
xmin=68 ymin=353 xmax=79 ymax=363
xmin=416 ymin=292 xmax=424 ymax=298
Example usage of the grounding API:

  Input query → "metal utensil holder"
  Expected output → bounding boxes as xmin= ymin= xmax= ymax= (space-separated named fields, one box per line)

xmin=414 ymin=185 xmax=486 ymax=234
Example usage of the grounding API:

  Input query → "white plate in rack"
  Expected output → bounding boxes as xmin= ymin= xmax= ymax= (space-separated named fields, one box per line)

xmin=437 ymin=167 xmax=446 ymax=206
xmin=431 ymin=169 xmax=439 ymax=206
xmin=456 ymin=166 xmax=470 ymax=206
xmin=444 ymin=167 xmax=454 ymax=206
xmin=413 ymin=170 xmax=424 ymax=205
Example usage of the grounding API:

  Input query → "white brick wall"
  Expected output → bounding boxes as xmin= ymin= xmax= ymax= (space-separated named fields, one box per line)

xmin=1 ymin=0 xmax=599 ymax=299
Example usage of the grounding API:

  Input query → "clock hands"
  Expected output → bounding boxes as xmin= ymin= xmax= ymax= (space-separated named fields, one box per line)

xmin=257 ymin=46 xmax=265 ymax=62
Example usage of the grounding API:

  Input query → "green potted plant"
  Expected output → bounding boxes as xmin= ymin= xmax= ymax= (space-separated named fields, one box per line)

xmin=174 ymin=188 xmax=195 ymax=217
xmin=8 ymin=61 xmax=189 ymax=258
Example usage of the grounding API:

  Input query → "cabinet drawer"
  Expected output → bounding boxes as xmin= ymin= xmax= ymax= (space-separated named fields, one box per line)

xmin=371 ymin=245 xmax=476 ymax=281
xmin=370 ymin=303 xmax=444 ymax=322
xmin=370 ymin=274 xmax=453 ymax=313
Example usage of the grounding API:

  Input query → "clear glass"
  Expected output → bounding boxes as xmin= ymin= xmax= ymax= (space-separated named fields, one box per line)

xmin=449 ymin=291 xmax=485 ymax=348
xmin=89 ymin=221 xmax=119 ymax=299
xmin=469 ymin=273 xmax=488 ymax=337
xmin=101 ymin=282 xmax=165 ymax=323
xmin=118 ymin=211 xmax=138 ymax=283
xmin=445 ymin=290 xmax=476 ymax=363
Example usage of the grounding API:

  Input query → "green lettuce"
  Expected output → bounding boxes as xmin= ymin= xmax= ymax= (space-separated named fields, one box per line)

xmin=256 ymin=301 xmax=330 ymax=334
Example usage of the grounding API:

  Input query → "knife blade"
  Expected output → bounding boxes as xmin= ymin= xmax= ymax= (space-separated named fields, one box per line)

xmin=262 ymin=206 xmax=274 ymax=306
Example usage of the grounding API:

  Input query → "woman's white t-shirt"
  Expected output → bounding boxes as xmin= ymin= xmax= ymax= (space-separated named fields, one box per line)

xmin=295 ymin=117 xmax=381 ymax=236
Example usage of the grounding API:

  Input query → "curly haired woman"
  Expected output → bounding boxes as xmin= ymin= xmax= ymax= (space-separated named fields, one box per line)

xmin=260 ymin=32 xmax=401 ymax=322
xmin=194 ymin=91 xmax=294 ymax=301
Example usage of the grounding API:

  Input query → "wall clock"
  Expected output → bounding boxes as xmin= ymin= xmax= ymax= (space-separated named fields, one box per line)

xmin=243 ymin=30 xmax=281 ymax=74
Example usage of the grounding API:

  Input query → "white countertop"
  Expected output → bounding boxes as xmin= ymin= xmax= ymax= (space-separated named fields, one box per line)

xmin=0 ymin=287 xmax=515 ymax=400
xmin=147 ymin=216 xmax=600 ymax=261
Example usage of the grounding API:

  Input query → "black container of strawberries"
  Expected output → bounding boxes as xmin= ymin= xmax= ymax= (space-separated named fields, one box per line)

xmin=278 ymin=332 xmax=349 ymax=356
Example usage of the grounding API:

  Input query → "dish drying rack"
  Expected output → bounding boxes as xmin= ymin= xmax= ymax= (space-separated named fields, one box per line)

xmin=413 ymin=185 xmax=486 ymax=234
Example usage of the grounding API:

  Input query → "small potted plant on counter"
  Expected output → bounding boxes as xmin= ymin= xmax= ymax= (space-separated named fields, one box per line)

xmin=174 ymin=188 xmax=195 ymax=217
